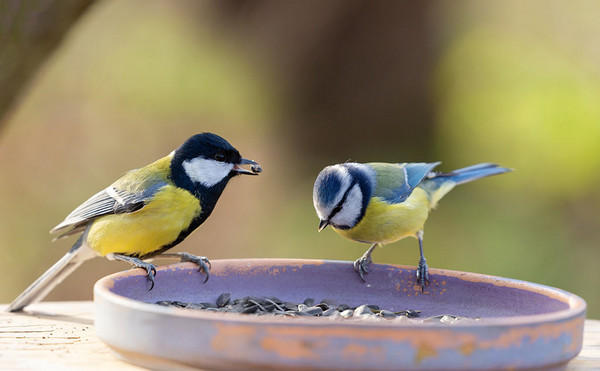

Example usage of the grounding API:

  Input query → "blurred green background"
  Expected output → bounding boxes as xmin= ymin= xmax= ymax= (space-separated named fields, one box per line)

xmin=1 ymin=0 xmax=599 ymax=318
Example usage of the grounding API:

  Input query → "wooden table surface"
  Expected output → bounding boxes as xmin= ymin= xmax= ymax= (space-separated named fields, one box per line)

xmin=1 ymin=301 xmax=598 ymax=370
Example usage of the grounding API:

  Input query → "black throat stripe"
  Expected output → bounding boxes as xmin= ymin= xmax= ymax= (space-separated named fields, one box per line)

xmin=328 ymin=178 xmax=359 ymax=221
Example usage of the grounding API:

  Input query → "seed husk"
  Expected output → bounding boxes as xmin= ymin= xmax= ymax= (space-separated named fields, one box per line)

xmin=154 ymin=295 xmax=425 ymax=321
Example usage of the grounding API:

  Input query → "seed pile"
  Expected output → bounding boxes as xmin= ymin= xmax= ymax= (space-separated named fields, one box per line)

xmin=156 ymin=293 xmax=421 ymax=320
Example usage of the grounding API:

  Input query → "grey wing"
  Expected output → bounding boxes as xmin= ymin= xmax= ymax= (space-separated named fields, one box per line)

xmin=50 ymin=182 xmax=167 ymax=238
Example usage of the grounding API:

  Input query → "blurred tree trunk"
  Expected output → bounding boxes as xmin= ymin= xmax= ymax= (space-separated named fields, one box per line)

xmin=0 ymin=0 xmax=95 ymax=131
xmin=209 ymin=0 xmax=437 ymax=163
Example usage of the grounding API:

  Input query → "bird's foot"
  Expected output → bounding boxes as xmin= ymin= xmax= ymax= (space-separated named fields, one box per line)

xmin=112 ymin=254 xmax=157 ymax=290
xmin=178 ymin=252 xmax=211 ymax=283
xmin=416 ymin=258 xmax=430 ymax=291
xmin=353 ymin=254 xmax=373 ymax=282
xmin=130 ymin=260 xmax=157 ymax=290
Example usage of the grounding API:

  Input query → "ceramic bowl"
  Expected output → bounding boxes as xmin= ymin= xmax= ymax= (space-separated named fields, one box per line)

xmin=94 ymin=259 xmax=586 ymax=370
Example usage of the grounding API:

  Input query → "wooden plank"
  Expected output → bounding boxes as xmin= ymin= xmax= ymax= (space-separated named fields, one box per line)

xmin=569 ymin=318 xmax=600 ymax=370
xmin=0 ymin=301 xmax=598 ymax=370
xmin=0 ymin=301 xmax=142 ymax=370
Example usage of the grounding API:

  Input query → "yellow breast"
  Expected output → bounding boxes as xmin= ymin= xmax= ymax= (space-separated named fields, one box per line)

xmin=86 ymin=185 xmax=201 ymax=257
xmin=334 ymin=187 xmax=430 ymax=244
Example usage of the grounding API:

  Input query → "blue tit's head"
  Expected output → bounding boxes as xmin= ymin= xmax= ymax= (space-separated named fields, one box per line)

xmin=170 ymin=133 xmax=260 ymax=194
xmin=313 ymin=163 xmax=374 ymax=231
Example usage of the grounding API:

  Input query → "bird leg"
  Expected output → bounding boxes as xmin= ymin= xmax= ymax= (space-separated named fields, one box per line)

xmin=416 ymin=230 xmax=430 ymax=291
xmin=353 ymin=243 xmax=379 ymax=282
xmin=112 ymin=254 xmax=157 ymax=290
xmin=160 ymin=252 xmax=211 ymax=283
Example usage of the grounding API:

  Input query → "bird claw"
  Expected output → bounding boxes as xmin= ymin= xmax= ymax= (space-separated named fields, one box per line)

xmin=112 ymin=254 xmax=158 ymax=291
xmin=131 ymin=261 xmax=156 ymax=291
xmin=416 ymin=258 xmax=430 ymax=291
xmin=353 ymin=255 xmax=372 ymax=283
xmin=145 ymin=264 xmax=157 ymax=291
xmin=179 ymin=252 xmax=211 ymax=283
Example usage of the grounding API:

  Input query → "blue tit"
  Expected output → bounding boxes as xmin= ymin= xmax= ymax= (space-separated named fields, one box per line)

xmin=313 ymin=162 xmax=510 ymax=289
xmin=8 ymin=132 xmax=261 ymax=312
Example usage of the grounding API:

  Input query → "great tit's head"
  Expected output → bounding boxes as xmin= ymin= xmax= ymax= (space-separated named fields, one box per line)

xmin=313 ymin=163 xmax=374 ymax=231
xmin=172 ymin=133 xmax=261 ymax=190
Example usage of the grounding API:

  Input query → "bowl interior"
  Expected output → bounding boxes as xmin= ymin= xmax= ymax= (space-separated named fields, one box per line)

xmin=106 ymin=259 xmax=575 ymax=319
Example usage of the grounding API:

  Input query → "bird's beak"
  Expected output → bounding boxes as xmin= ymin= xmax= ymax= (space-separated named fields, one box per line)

xmin=233 ymin=158 xmax=262 ymax=175
xmin=318 ymin=219 xmax=330 ymax=232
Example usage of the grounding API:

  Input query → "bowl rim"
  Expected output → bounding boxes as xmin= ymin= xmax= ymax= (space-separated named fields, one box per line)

xmin=94 ymin=258 xmax=587 ymax=328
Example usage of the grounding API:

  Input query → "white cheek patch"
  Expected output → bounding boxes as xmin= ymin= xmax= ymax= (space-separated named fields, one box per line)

xmin=313 ymin=165 xmax=353 ymax=219
xmin=182 ymin=158 xmax=234 ymax=187
xmin=330 ymin=183 xmax=363 ymax=228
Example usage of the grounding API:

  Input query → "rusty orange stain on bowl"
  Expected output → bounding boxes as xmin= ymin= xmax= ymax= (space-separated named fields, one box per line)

xmin=461 ymin=341 xmax=476 ymax=356
xmin=478 ymin=316 xmax=584 ymax=353
xmin=210 ymin=323 xmax=257 ymax=352
xmin=209 ymin=317 xmax=583 ymax=362
xmin=415 ymin=343 xmax=438 ymax=363
xmin=260 ymin=337 xmax=326 ymax=360
xmin=341 ymin=343 xmax=384 ymax=359
xmin=263 ymin=325 xmax=479 ymax=350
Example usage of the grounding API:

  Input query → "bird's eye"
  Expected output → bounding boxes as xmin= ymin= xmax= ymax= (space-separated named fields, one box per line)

xmin=214 ymin=154 xmax=226 ymax=162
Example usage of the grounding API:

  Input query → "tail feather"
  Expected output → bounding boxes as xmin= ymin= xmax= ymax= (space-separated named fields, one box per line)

xmin=422 ymin=163 xmax=511 ymax=208
xmin=7 ymin=237 xmax=93 ymax=312
xmin=444 ymin=163 xmax=512 ymax=185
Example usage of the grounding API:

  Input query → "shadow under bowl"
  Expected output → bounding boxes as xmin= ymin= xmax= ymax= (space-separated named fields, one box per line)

xmin=94 ymin=259 xmax=586 ymax=370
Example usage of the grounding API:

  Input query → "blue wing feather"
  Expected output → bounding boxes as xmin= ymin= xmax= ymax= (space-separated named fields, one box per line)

xmin=404 ymin=162 xmax=441 ymax=189
xmin=374 ymin=162 xmax=440 ymax=204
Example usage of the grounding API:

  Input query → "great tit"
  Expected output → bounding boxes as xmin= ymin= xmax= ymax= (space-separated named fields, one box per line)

xmin=313 ymin=162 xmax=510 ymax=289
xmin=8 ymin=132 xmax=261 ymax=312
